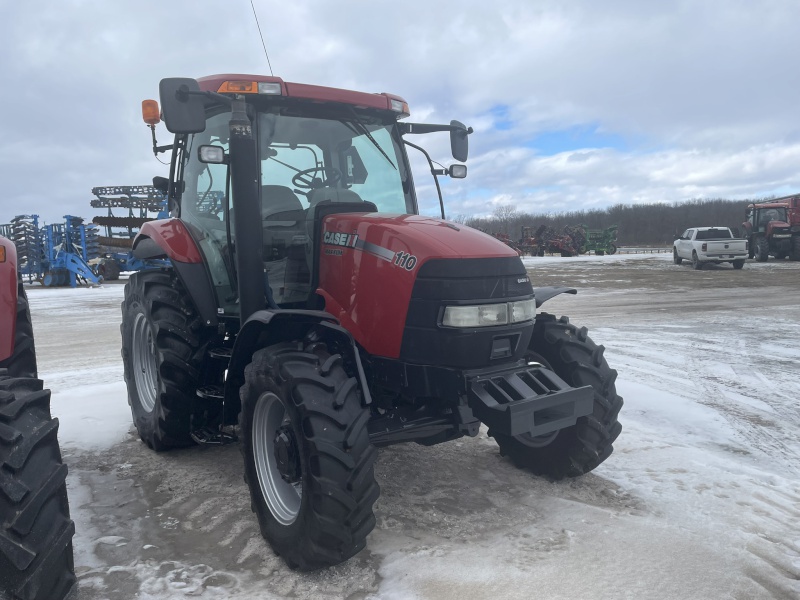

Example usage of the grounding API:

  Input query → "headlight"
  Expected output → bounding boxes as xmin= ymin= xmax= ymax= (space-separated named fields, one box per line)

xmin=509 ymin=298 xmax=536 ymax=322
xmin=442 ymin=298 xmax=535 ymax=328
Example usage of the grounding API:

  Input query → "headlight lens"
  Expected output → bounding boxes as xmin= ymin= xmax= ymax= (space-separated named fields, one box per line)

xmin=442 ymin=298 xmax=535 ymax=328
xmin=509 ymin=298 xmax=536 ymax=323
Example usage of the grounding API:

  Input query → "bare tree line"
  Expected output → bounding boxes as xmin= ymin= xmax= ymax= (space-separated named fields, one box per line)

xmin=461 ymin=198 xmax=771 ymax=246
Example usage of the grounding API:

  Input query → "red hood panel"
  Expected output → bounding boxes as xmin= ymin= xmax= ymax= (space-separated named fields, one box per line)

xmin=316 ymin=214 xmax=519 ymax=358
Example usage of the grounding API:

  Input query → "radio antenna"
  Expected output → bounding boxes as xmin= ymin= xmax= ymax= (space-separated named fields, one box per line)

xmin=250 ymin=0 xmax=274 ymax=76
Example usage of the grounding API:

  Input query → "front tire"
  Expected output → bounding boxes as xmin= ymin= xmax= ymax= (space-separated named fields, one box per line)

xmin=755 ymin=237 xmax=769 ymax=262
xmin=0 ymin=376 xmax=75 ymax=600
xmin=673 ymin=248 xmax=682 ymax=265
xmin=608 ymin=243 xmax=617 ymax=255
xmin=240 ymin=342 xmax=379 ymax=570
xmin=120 ymin=270 xmax=209 ymax=450
xmin=791 ymin=235 xmax=800 ymax=261
xmin=491 ymin=313 xmax=623 ymax=480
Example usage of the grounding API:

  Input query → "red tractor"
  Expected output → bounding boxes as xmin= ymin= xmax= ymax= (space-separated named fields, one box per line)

xmin=742 ymin=195 xmax=800 ymax=261
xmin=122 ymin=75 xmax=623 ymax=570
xmin=0 ymin=235 xmax=75 ymax=600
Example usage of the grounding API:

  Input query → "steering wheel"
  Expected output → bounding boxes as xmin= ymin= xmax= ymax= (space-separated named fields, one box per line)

xmin=292 ymin=166 xmax=342 ymax=190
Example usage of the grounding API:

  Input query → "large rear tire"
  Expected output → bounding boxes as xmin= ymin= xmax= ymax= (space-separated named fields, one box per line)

xmin=120 ymin=270 xmax=209 ymax=450
xmin=0 ymin=281 xmax=37 ymax=379
xmin=490 ymin=313 xmax=623 ymax=480
xmin=240 ymin=342 xmax=379 ymax=570
xmin=0 ymin=375 xmax=75 ymax=600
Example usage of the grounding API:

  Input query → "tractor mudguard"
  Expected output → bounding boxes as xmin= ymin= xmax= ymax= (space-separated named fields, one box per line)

xmin=533 ymin=286 xmax=577 ymax=308
xmin=0 ymin=238 xmax=19 ymax=363
xmin=132 ymin=219 xmax=203 ymax=263
xmin=224 ymin=309 xmax=371 ymax=414
xmin=132 ymin=220 xmax=218 ymax=329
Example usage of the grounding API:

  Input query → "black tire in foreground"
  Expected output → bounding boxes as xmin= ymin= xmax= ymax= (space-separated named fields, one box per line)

xmin=120 ymin=270 xmax=209 ymax=451
xmin=0 ymin=375 xmax=75 ymax=600
xmin=0 ymin=282 xmax=37 ymax=379
xmin=755 ymin=237 xmax=769 ymax=262
xmin=240 ymin=342 xmax=379 ymax=570
xmin=672 ymin=248 xmax=682 ymax=265
xmin=490 ymin=313 xmax=623 ymax=480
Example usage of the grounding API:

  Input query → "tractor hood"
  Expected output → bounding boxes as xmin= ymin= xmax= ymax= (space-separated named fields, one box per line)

xmin=316 ymin=213 xmax=525 ymax=359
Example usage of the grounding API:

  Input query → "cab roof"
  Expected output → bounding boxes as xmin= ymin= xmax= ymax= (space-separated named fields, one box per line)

xmin=196 ymin=74 xmax=407 ymax=113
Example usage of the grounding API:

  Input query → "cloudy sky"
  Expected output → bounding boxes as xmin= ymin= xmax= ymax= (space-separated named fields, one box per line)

xmin=2 ymin=0 xmax=799 ymax=223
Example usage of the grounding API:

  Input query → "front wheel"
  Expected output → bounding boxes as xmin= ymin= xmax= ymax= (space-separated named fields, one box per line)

xmin=755 ymin=237 xmax=769 ymax=262
xmin=791 ymin=235 xmax=800 ymax=261
xmin=240 ymin=342 xmax=379 ymax=570
xmin=607 ymin=243 xmax=617 ymax=255
xmin=490 ymin=313 xmax=623 ymax=480
xmin=673 ymin=248 xmax=682 ymax=265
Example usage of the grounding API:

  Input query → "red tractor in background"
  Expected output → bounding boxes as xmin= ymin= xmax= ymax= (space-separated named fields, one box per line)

xmin=122 ymin=74 xmax=623 ymax=570
xmin=0 ymin=235 xmax=75 ymax=600
xmin=742 ymin=195 xmax=800 ymax=261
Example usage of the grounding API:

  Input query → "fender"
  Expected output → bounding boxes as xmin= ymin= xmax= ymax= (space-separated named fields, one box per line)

xmin=132 ymin=219 xmax=218 ymax=328
xmin=0 ymin=238 xmax=19 ymax=362
xmin=534 ymin=286 xmax=577 ymax=308
xmin=223 ymin=309 xmax=372 ymax=419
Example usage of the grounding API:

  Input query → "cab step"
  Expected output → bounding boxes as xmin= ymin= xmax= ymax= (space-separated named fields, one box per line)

xmin=190 ymin=427 xmax=238 ymax=446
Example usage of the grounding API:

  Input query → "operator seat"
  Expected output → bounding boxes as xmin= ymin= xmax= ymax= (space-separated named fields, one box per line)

xmin=307 ymin=187 xmax=364 ymax=206
xmin=262 ymin=185 xmax=304 ymax=222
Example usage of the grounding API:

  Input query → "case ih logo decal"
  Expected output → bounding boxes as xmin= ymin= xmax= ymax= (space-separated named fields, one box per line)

xmin=322 ymin=229 xmax=417 ymax=270
xmin=323 ymin=231 xmax=359 ymax=247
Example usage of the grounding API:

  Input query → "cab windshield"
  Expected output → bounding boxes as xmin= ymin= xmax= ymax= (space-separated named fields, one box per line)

xmin=179 ymin=106 xmax=415 ymax=314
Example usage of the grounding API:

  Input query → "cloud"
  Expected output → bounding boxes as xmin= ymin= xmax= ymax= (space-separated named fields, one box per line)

xmin=1 ymin=0 xmax=799 ymax=224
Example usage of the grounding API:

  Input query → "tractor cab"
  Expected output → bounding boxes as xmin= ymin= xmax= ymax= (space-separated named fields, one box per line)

xmin=145 ymin=75 xmax=469 ymax=319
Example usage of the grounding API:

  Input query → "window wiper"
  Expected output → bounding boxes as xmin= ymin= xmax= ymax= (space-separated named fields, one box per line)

xmin=344 ymin=110 xmax=396 ymax=170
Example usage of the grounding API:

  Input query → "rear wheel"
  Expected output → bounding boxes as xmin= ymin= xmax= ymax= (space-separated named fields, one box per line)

xmin=0 ymin=280 xmax=36 ymax=378
xmin=672 ymin=248 xmax=682 ymax=265
xmin=0 ymin=376 xmax=75 ymax=600
xmin=240 ymin=342 xmax=378 ymax=570
xmin=732 ymin=259 xmax=745 ymax=269
xmin=121 ymin=270 xmax=210 ymax=450
xmin=692 ymin=251 xmax=703 ymax=270
xmin=755 ymin=237 xmax=769 ymax=262
xmin=490 ymin=313 xmax=623 ymax=480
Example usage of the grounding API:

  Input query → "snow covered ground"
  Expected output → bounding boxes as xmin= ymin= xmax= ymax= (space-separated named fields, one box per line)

xmin=23 ymin=253 xmax=800 ymax=599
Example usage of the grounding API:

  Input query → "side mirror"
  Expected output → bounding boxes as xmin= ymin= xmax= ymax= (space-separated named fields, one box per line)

xmin=450 ymin=120 xmax=470 ymax=162
xmin=159 ymin=77 xmax=206 ymax=134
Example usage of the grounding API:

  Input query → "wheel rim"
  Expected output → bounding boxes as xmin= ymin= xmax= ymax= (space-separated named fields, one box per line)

xmin=252 ymin=392 xmax=302 ymax=526
xmin=131 ymin=312 xmax=159 ymax=412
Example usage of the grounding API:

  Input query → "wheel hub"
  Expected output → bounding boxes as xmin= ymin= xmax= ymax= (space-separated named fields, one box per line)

xmin=273 ymin=426 xmax=301 ymax=484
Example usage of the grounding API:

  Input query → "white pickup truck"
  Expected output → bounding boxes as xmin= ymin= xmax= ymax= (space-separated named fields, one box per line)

xmin=673 ymin=227 xmax=748 ymax=270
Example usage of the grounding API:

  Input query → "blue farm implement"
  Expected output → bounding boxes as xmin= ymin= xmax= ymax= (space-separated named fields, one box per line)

xmin=0 ymin=214 xmax=102 ymax=286
xmin=89 ymin=185 xmax=171 ymax=279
